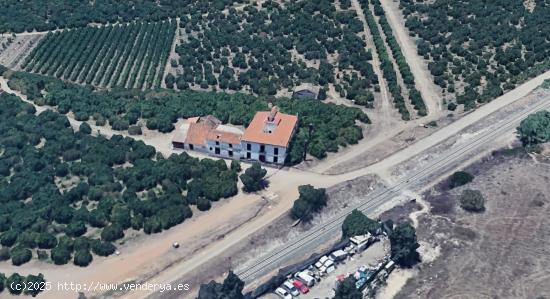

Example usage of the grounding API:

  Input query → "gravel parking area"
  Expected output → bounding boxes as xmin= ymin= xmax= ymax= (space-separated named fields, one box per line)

xmin=261 ymin=239 xmax=389 ymax=299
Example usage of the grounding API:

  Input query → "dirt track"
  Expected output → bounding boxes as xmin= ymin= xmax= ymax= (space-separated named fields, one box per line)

xmin=379 ymin=0 xmax=443 ymax=115
xmin=1 ymin=65 xmax=550 ymax=298
xmin=396 ymin=151 xmax=550 ymax=299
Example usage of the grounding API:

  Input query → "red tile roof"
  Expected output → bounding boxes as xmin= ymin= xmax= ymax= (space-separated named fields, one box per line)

xmin=207 ymin=129 xmax=242 ymax=145
xmin=241 ymin=109 xmax=298 ymax=147
xmin=184 ymin=122 xmax=215 ymax=145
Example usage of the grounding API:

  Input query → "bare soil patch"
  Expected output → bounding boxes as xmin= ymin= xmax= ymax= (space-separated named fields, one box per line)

xmin=395 ymin=150 xmax=550 ymax=299
xmin=0 ymin=34 xmax=43 ymax=69
xmin=144 ymin=174 xmax=385 ymax=299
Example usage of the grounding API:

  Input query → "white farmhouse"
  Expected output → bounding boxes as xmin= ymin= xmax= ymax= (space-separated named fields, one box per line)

xmin=171 ymin=106 xmax=298 ymax=165
xmin=240 ymin=106 xmax=298 ymax=165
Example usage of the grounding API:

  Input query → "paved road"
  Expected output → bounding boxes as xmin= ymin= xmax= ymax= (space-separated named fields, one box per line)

xmin=235 ymin=95 xmax=550 ymax=282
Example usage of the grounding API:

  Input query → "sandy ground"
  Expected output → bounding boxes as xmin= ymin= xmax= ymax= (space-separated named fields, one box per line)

xmin=145 ymin=175 xmax=384 ymax=299
xmin=0 ymin=34 xmax=43 ymax=70
xmin=379 ymin=0 xmax=444 ymax=114
xmin=351 ymin=0 xmax=395 ymax=124
xmin=303 ymin=240 xmax=389 ymax=299
xmin=0 ymin=65 xmax=549 ymax=299
xmin=394 ymin=149 xmax=550 ymax=299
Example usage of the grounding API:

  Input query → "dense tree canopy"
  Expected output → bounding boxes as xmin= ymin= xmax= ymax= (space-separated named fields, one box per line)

xmin=173 ymin=0 xmax=378 ymax=101
xmin=23 ymin=20 xmax=176 ymax=89
xmin=334 ymin=276 xmax=362 ymax=299
xmin=341 ymin=209 xmax=380 ymax=238
xmin=290 ymin=185 xmax=328 ymax=222
xmin=197 ymin=271 xmax=244 ymax=299
xmin=517 ymin=111 xmax=550 ymax=148
xmin=7 ymin=70 xmax=369 ymax=163
xmin=0 ymin=0 xmax=243 ymax=33
xmin=400 ymin=0 xmax=550 ymax=109
xmin=239 ymin=162 xmax=267 ymax=192
xmin=0 ymin=93 xmax=239 ymax=266
xmin=389 ymin=223 xmax=420 ymax=267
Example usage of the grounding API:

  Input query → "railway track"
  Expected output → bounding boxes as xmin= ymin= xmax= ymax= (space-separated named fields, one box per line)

xmin=236 ymin=96 xmax=550 ymax=281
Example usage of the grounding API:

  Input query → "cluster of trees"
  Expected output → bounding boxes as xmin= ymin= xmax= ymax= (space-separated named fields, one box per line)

xmin=290 ymin=185 xmax=328 ymax=222
xmin=401 ymin=0 xmax=550 ymax=109
xmin=370 ymin=0 xmax=426 ymax=116
xmin=197 ymin=271 xmax=244 ymax=299
xmin=171 ymin=0 xmax=379 ymax=101
xmin=459 ymin=189 xmax=485 ymax=212
xmin=388 ymin=223 xmax=420 ymax=267
xmin=0 ymin=0 xmax=243 ymax=33
xmin=517 ymin=111 xmax=550 ymax=149
xmin=334 ymin=276 xmax=363 ymax=299
xmin=0 ymin=93 xmax=239 ymax=266
xmin=23 ymin=20 xmax=176 ymax=89
xmin=361 ymin=0 xmax=410 ymax=120
xmin=0 ymin=272 xmax=46 ymax=296
xmin=341 ymin=209 xmax=380 ymax=238
xmin=7 ymin=70 xmax=369 ymax=163
xmin=239 ymin=163 xmax=267 ymax=193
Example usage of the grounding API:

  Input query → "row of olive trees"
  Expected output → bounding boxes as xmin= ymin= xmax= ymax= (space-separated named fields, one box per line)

xmin=22 ymin=20 xmax=176 ymax=89
xmin=370 ymin=0 xmax=427 ymax=116
xmin=361 ymin=0 xmax=410 ymax=120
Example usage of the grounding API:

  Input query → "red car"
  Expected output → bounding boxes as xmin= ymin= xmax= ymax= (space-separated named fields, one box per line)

xmin=292 ymin=279 xmax=309 ymax=294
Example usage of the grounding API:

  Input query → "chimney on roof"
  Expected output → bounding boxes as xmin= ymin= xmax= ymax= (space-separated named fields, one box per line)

xmin=268 ymin=106 xmax=278 ymax=122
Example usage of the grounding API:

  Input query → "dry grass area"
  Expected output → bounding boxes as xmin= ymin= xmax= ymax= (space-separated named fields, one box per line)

xmin=0 ymin=34 xmax=42 ymax=69
xmin=144 ymin=174 xmax=385 ymax=299
xmin=395 ymin=149 xmax=550 ymax=299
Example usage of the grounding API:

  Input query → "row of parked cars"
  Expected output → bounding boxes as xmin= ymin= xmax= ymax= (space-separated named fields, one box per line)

xmin=273 ymin=233 xmax=377 ymax=298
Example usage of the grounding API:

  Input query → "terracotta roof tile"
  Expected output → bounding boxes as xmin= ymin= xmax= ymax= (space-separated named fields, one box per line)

xmin=184 ymin=123 xmax=215 ymax=145
xmin=207 ymin=130 xmax=242 ymax=144
xmin=241 ymin=110 xmax=298 ymax=147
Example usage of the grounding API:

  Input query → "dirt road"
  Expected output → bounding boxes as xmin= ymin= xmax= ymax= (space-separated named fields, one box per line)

xmin=0 ymin=68 xmax=549 ymax=299
xmin=379 ymin=0 xmax=443 ymax=116
xmin=134 ymin=70 xmax=550 ymax=298
xmin=396 ymin=151 xmax=550 ymax=299
xmin=351 ymin=0 xmax=394 ymax=124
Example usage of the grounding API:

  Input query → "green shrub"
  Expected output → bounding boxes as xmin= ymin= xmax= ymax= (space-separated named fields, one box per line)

xmin=459 ymin=189 xmax=485 ymax=212
xmin=389 ymin=223 xmax=420 ymax=267
xmin=0 ymin=247 xmax=10 ymax=261
xmin=91 ymin=240 xmax=116 ymax=256
xmin=7 ymin=273 xmax=24 ymax=295
xmin=73 ymin=250 xmax=93 ymax=267
xmin=51 ymin=246 xmax=72 ymax=265
xmin=197 ymin=197 xmax=211 ymax=211
xmin=239 ymin=162 xmax=267 ymax=192
xmin=101 ymin=224 xmax=124 ymax=242
xmin=517 ymin=111 xmax=550 ymax=148
xmin=342 ymin=209 xmax=380 ymax=238
xmin=128 ymin=125 xmax=142 ymax=135
xmin=10 ymin=246 xmax=32 ymax=266
xmin=290 ymin=185 xmax=328 ymax=222
xmin=449 ymin=171 xmax=474 ymax=189
xmin=79 ymin=122 xmax=92 ymax=134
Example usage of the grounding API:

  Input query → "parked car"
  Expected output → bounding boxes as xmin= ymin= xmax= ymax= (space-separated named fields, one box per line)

xmin=275 ymin=287 xmax=292 ymax=299
xmin=295 ymin=271 xmax=315 ymax=287
xmin=329 ymin=249 xmax=348 ymax=262
xmin=292 ymin=279 xmax=309 ymax=294
xmin=283 ymin=280 xmax=300 ymax=297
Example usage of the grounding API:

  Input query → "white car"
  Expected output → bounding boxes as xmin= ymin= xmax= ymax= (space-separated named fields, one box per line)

xmin=275 ymin=287 xmax=292 ymax=299
xmin=283 ymin=280 xmax=300 ymax=296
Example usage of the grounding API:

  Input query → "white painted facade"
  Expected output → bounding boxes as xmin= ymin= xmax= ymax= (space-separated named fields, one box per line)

xmin=206 ymin=139 xmax=242 ymax=159
xmin=241 ymin=141 xmax=288 ymax=165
